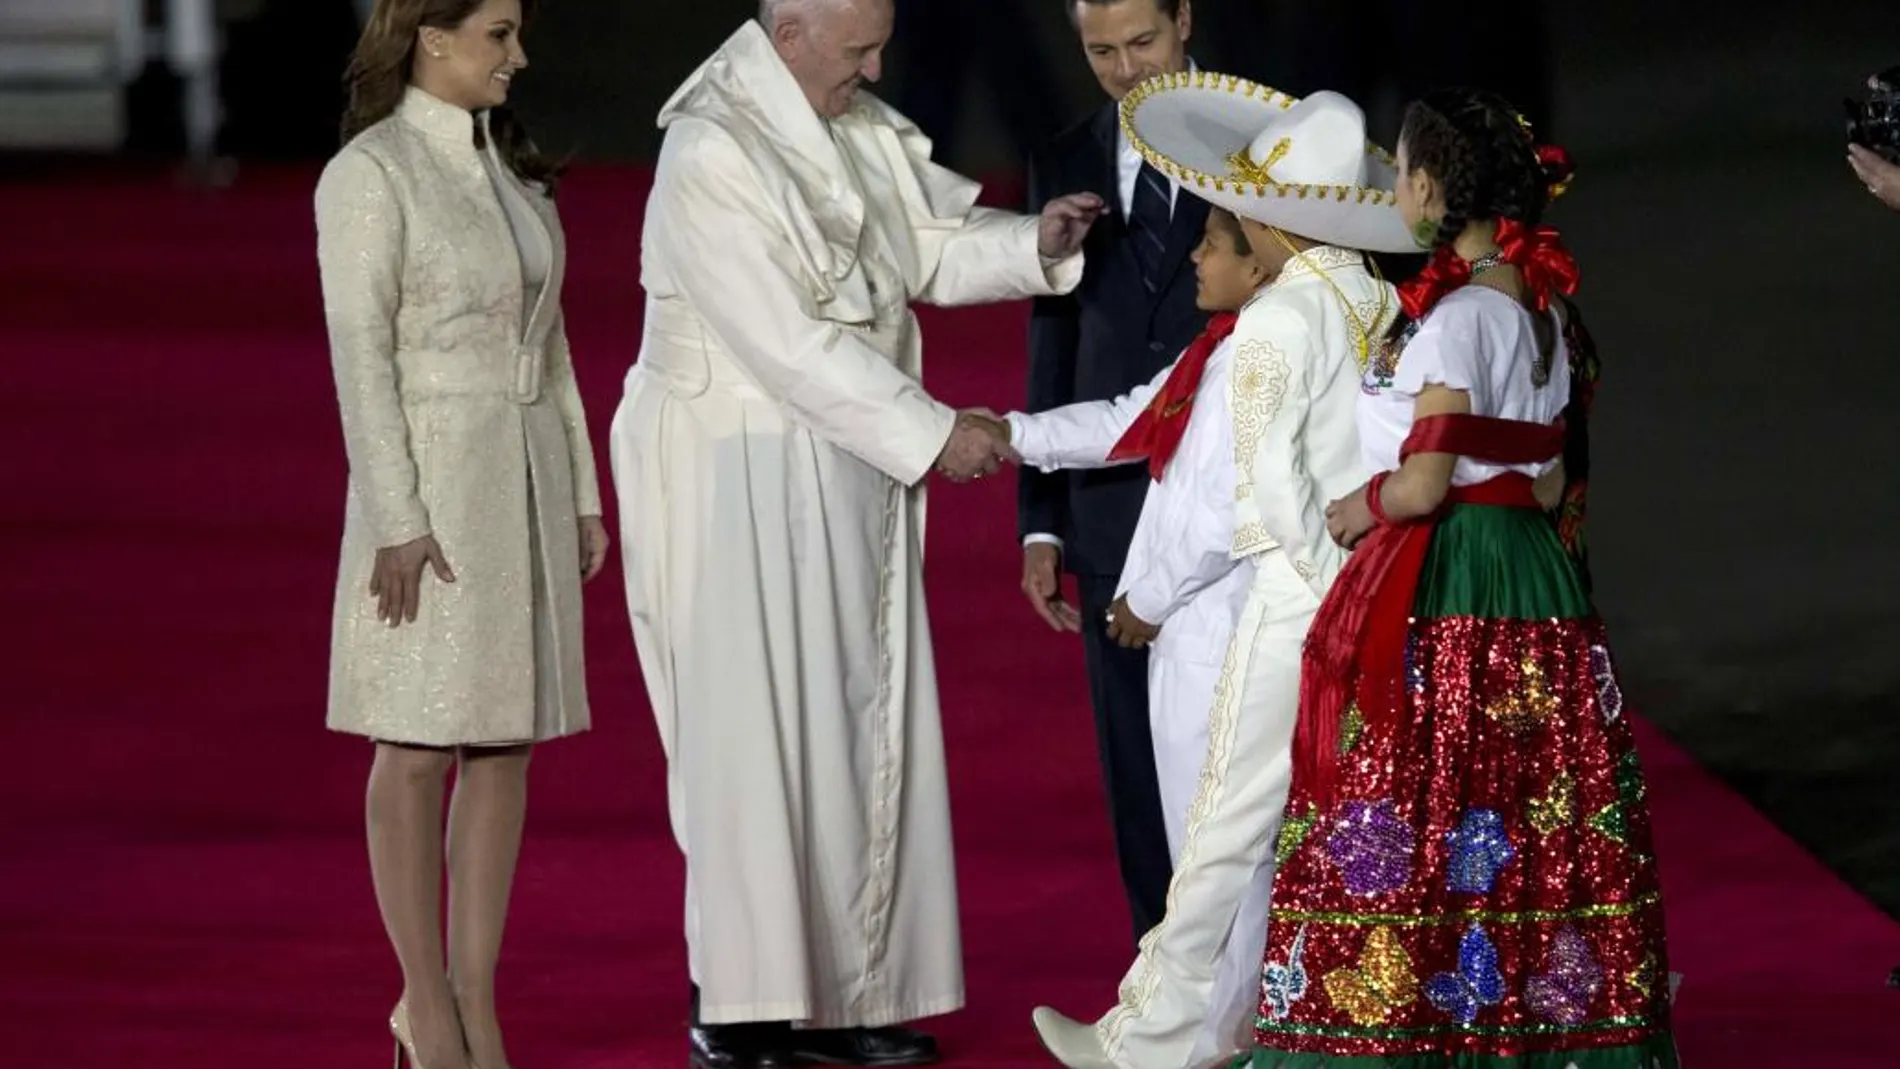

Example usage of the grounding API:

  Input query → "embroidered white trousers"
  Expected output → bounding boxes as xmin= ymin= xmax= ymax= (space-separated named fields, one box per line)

xmin=1094 ymin=553 xmax=1316 ymax=1068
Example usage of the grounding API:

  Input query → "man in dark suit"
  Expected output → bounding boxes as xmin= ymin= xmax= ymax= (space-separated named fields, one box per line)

xmin=1019 ymin=0 xmax=1208 ymax=946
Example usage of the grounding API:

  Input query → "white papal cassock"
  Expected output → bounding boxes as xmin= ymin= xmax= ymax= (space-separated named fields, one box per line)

xmin=1078 ymin=247 xmax=1397 ymax=1069
xmin=609 ymin=21 xmax=1082 ymax=1029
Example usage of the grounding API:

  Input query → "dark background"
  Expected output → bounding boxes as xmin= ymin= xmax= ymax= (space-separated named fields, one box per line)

xmin=76 ymin=0 xmax=1900 ymax=919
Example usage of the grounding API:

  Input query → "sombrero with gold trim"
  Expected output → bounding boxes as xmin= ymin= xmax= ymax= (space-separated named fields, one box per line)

xmin=1120 ymin=73 xmax=1414 ymax=254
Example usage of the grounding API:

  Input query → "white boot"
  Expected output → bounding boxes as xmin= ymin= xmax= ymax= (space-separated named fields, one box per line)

xmin=1031 ymin=1007 xmax=1115 ymax=1069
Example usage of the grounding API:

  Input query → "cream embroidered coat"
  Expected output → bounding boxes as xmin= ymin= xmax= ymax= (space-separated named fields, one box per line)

xmin=315 ymin=88 xmax=602 ymax=747
xmin=609 ymin=22 xmax=1081 ymax=1029
xmin=1228 ymin=246 xmax=1397 ymax=590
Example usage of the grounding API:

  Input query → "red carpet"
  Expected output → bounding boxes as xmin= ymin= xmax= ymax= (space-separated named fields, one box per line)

xmin=2 ymin=166 xmax=1895 ymax=1067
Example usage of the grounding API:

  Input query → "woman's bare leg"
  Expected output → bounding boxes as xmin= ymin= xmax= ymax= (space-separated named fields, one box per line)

xmin=367 ymin=742 xmax=468 ymax=1069
xmin=446 ymin=744 xmax=533 ymax=1069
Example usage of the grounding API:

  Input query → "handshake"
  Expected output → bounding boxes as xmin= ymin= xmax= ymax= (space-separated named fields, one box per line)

xmin=934 ymin=408 xmax=1019 ymax=483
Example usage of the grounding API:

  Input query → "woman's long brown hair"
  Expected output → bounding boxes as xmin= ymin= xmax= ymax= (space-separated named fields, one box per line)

xmin=341 ymin=0 xmax=566 ymax=193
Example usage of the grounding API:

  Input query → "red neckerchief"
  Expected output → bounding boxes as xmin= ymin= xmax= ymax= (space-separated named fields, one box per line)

xmin=1106 ymin=311 xmax=1238 ymax=480
xmin=1396 ymin=219 xmax=1581 ymax=321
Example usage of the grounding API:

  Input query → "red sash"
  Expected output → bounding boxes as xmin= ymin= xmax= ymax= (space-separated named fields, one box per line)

xmin=1106 ymin=312 xmax=1237 ymax=480
xmin=1292 ymin=413 xmax=1563 ymax=805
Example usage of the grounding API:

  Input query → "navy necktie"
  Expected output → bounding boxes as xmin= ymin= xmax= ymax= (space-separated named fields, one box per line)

xmin=1128 ymin=161 xmax=1173 ymax=293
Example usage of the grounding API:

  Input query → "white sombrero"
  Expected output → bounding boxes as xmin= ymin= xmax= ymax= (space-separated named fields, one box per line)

xmin=1120 ymin=73 xmax=1414 ymax=254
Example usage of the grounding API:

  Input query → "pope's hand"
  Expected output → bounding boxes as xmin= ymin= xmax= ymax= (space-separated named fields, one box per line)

xmin=1038 ymin=192 xmax=1106 ymax=259
xmin=936 ymin=409 xmax=1017 ymax=482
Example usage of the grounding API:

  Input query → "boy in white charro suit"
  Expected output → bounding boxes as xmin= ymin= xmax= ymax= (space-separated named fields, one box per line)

xmin=1006 ymin=83 xmax=1415 ymax=1068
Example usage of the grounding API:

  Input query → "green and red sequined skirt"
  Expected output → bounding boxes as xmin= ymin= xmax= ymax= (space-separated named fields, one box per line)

xmin=1242 ymin=502 xmax=1677 ymax=1068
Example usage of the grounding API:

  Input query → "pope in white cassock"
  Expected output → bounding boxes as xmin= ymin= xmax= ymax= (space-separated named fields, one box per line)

xmin=607 ymin=2 xmax=1102 ymax=1066
xmin=1018 ymin=83 xmax=1415 ymax=1069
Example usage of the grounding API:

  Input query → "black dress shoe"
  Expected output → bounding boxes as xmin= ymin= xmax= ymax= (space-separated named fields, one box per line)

xmin=687 ymin=983 xmax=793 ymax=1069
xmin=689 ymin=1023 xmax=794 ymax=1069
xmin=788 ymin=1027 xmax=940 ymax=1067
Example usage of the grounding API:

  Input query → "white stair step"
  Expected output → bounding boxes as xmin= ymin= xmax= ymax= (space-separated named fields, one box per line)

xmin=0 ymin=86 xmax=121 ymax=149
xmin=0 ymin=0 xmax=120 ymax=36
xmin=0 ymin=40 xmax=116 ymax=82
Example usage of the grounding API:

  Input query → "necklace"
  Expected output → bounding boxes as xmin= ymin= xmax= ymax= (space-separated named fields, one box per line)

xmin=1467 ymin=250 xmax=1507 ymax=275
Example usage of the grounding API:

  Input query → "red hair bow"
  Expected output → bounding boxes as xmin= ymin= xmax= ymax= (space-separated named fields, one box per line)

xmin=1493 ymin=218 xmax=1580 ymax=312
xmin=1536 ymin=144 xmax=1576 ymax=201
xmin=1396 ymin=220 xmax=1581 ymax=321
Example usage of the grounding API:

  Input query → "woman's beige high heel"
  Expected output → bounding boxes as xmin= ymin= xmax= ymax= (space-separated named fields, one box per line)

xmin=390 ymin=1000 xmax=423 ymax=1069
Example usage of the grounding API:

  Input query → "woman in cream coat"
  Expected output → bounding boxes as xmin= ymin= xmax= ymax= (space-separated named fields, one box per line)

xmin=314 ymin=3 xmax=606 ymax=1068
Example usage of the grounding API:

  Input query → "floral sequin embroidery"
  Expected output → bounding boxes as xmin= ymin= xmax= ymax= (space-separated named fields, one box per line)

xmin=1525 ymin=926 xmax=1605 ymax=1025
xmin=1261 ymin=924 xmax=1310 ymax=1021
xmin=1423 ymin=922 xmax=1506 ymax=1025
xmin=1323 ymin=928 xmax=1420 ymax=1026
xmin=1445 ymin=809 xmax=1516 ymax=894
xmin=1590 ymin=644 xmax=1624 ymax=724
xmin=1484 ymin=653 xmax=1561 ymax=732
xmin=1527 ymin=773 xmax=1580 ymax=837
xmin=1325 ymin=799 xmax=1415 ymax=896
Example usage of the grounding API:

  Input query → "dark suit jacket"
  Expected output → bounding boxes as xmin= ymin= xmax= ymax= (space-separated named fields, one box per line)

xmin=1019 ymin=103 xmax=1211 ymax=579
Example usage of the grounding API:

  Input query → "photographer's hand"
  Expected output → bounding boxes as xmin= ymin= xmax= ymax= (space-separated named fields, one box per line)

xmin=1849 ymin=143 xmax=1900 ymax=211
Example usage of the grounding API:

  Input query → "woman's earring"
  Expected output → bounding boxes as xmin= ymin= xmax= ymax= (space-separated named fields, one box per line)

xmin=1410 ymin=216 xmax=1437 ymax=249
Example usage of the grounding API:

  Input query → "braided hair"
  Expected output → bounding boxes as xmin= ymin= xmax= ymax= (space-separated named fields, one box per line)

xmin=1398 ymin=87 xmax=1572 ymax=251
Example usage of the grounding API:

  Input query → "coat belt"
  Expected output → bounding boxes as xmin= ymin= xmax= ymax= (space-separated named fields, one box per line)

xmin=397 ymin=348 xmax=544 ymax=404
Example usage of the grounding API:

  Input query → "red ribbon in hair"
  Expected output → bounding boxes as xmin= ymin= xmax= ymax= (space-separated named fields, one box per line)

xmin=1536 ymin=144 xmax=1576 ymax=201
xmin=1106 ymin=311 xmax=1237 ymax=480
xmin=1395 ymin=220 xmax=1581 ymax=321
xmin=1492 ymin=218 xmax=1580 ymax=313
xmin=1394 ymin=139 xmax=1582 ymax=321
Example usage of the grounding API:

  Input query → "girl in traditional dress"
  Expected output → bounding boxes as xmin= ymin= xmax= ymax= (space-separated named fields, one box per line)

xmin=1238 ymin=87 xmax=1678 ymax=1068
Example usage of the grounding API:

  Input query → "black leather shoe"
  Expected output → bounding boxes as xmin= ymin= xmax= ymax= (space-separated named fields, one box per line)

xmin=687 ymin=984 xmax=793 ymax=1069
xmin=689 ymin=1024 xmax=794 ymax=1069
xmin=788 ymin=1027 xmax=940 ymax=1067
